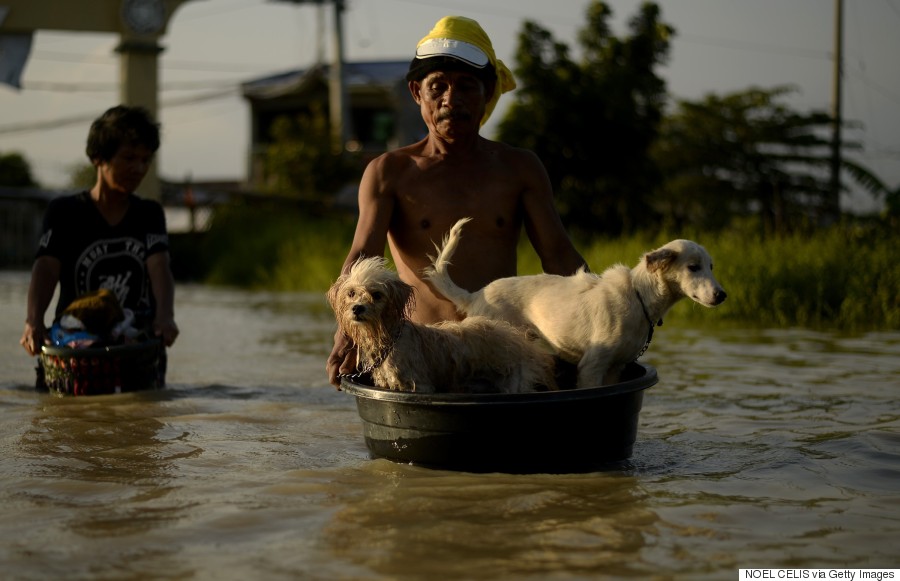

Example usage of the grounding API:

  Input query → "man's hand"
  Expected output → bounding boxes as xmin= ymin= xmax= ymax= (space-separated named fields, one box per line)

xmin=153 ymin=317 xmax=179 ymax=347
xmin=326 ymin=330 xmax=357 ymax=389
xmin=20 ymin=321 xmax=46 ymax=356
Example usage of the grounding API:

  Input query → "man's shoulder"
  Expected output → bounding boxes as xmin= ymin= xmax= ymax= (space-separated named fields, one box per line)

xmin=368 ymin=137 xmax=539 ymax=174
xmin=47 ymin=191 xmax=89 ymax=213
xmin=490 ymin=138 xmax=537 ymax=156
xmin=365 ymin=145 xmax=419 ymax=177
xmin=382 ymin=139 xmax=428 ymax=161
xmin=51 ymin=190 xmax=88 ymax=203
xmin=130 ymin=194 xmax=163 ymax=211
xmin=483 ymin=139 xmax=543 ymax=171
xmin=129 ymin=195 xmax=166 ymax=230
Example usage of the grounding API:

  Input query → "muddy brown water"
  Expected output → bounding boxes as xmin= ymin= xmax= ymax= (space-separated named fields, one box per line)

xmin=1 ymin=270 xmax=897 ymax=580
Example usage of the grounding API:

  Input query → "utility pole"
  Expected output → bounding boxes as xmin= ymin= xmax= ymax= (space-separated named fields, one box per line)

xmin=328 ymin=0 xmax=350 ymax=153
xmin=273 ymin=0 xmax=351 ymax=154
xmin=828 ymin=0 xmax=844 ymax=224
xmin=315 ymin=2 xmax=325 ymax=63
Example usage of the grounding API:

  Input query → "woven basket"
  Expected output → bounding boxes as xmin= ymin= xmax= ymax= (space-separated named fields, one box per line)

xmin=39 ymin=340 xmax=164 ymax=396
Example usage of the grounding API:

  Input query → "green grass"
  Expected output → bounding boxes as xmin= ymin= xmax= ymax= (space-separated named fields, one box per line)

xmin=195 ymin=201 xmax=356 ymax=291
xmin=190 ymin=204 xmax=900 ymax=331
xmin=529 ymin=221 xmax=899 ymax=331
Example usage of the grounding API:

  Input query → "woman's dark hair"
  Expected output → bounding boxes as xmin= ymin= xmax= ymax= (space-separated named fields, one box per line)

xmin=85 ymin=105 xmax=160 ymax=162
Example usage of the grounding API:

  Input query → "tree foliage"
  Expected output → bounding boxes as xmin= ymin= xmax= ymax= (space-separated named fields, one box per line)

xmin=498 ymin=1 xmax=672 ymax=236
xmin=262 ymin=104 xmax=360 ymax=200
xmin=0 ymin=151 xmax=38 ymax=187
xmin=497 ymin=1 xmax=891 ymax=236
xmin=652 ymin=87 xmax=889 ymax=234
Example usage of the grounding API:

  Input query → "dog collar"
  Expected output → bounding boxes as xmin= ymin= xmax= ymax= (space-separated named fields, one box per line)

xmin=634 ymin=291 xmax=662 ymax=360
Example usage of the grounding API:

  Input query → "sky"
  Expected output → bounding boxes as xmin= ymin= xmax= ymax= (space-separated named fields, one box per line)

xmin=1 ymin=0 xmax=898 ymax=213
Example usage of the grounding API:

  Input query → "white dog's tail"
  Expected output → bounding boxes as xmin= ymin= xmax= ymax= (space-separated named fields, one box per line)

xmin=423 ymin=217 xmax=477 ymax=313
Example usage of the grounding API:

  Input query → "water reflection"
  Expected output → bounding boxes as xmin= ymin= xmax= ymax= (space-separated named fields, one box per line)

xmin=166 ymin=283 xmax=334 ymax=389
xmin=18 ymin=391 xmax=202 ymax=538
xmin=323 ymin=461 xmax=659 ymax=579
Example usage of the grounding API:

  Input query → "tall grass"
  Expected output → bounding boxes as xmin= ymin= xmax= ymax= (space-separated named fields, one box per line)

xmin=193 ymin=204 xmax=900 ymax=331
xmin=527 ymin=221 xmax=899 ymax=331
xmin=197 ymin=201 xmax=355 ymax=291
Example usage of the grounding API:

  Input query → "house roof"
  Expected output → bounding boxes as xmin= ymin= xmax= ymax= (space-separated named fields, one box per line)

xmin=241 ymin=60 xmax=411 ymax=101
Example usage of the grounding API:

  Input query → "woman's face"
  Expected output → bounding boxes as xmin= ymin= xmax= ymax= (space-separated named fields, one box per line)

xmin=96 ymin=143 xmax=154 ymax=194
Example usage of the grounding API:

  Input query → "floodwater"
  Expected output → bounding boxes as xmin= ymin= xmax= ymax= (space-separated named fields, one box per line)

xmin=0 ymin=269 xmax=897 ymax=580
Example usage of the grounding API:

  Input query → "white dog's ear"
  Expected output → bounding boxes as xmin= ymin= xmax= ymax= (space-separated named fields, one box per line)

xmin=644 ymin=248 xmax=679 ymax=273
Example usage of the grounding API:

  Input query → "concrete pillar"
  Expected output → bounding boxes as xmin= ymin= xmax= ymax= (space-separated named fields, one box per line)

xmin=117 ymin=37 xmax=165 ymax=199
xmin=0 ymin=0 xmax=199 ymax=200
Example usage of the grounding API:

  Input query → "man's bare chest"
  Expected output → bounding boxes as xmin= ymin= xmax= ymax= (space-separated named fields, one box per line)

xmin=400 ymin=161 xmax=520 ymax=198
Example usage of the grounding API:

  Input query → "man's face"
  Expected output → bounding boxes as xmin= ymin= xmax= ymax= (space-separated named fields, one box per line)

xmin=95 ymin=143 xmax=154 ymax=194
xmin=411 ymin=69 xmax=488 ymax=139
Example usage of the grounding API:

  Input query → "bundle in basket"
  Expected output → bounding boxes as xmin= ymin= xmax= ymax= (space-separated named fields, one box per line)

xmin=39 ymin=340 xmax=164 ymax=396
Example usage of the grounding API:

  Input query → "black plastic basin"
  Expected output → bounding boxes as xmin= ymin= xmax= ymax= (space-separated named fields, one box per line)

xmin=341 ymin=361 xmax=657 ymax=473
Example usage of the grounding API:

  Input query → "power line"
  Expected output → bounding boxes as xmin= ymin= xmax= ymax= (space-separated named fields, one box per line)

xmin=23 ymin=79 xmax=242 ymax=92
xmin=676 ymin=33 xmax=831 ymax=61
xmin=176 ymin=0 xmax=266 ymax=21
xmin=30 ymin=49 xmax=283 ymax=74
xmin=384 ymin=0 xmax=582 ymax=27
xmin=0 ymin=89 xmax=238 ymax=136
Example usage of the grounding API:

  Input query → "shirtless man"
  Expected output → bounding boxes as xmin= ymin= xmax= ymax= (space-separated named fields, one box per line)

xmin=326 ymin=16 xmax=586 ymax=387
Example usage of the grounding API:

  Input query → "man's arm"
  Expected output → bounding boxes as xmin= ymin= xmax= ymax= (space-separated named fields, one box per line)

xmin=341 ymin=156 xmax=397 ymax=273
xmin=147 ymin=251 xmax=179 ymax=347
xmin=20 ymin=256 xmax=61 ymax=355
xmin=326 ymin=155 xmax=396 ymax=387
xmin=518 ymin=149 xmax=588 ymax=275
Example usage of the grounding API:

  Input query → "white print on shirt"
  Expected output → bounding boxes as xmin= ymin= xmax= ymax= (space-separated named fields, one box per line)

xmin=147 ymin=233 xmax=168 ymax=249
xmin=99 ymin=271 xmax=133 ymax=306
xmin=75 ymin=237 xmax=150 ymax=310
xmin=39 ymin=228 xmax=52 ymax=248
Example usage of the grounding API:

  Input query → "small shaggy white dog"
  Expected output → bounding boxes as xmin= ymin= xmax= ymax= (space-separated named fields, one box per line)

xmin=327 ymin=257 xmax=557 ymax=394
xmin=424 ymin=218 xmax=727 ymax=388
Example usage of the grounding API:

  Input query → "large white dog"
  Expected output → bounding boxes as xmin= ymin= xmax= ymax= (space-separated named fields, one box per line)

xmin=424 ymin=218 xmax=727 ymax=388
xmin=327 ymin=256 xmax=557 ymax=394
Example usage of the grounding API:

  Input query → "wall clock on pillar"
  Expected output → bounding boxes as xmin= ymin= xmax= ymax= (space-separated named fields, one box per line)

xmin=121 ymin=0 xmax=166 ymax=35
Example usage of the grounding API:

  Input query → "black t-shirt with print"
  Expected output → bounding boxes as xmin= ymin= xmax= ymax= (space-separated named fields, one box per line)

xmin=36 ymin=191 xmax=169 ymax=323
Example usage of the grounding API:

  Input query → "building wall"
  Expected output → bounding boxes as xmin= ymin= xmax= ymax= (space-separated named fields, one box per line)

xmin=0 ymin=189 xmax=54 ymax=268
xmin=243 ymin=66 xmax=425 ymax=190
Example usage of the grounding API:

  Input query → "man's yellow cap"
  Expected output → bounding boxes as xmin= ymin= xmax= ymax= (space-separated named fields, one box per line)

xmin=408 ymin=16 xmax=516 ymax=126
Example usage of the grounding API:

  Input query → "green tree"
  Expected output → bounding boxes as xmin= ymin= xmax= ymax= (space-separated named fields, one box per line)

xmin=0 ymin=151 xmax=38 ymax=187
xmin=262 ymin=104 xmax=360 ymax=201
xmin=652 ymin=87 xmax=888 ymax=234
xmin=498 ymin=1 xmax=672 ymax=236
